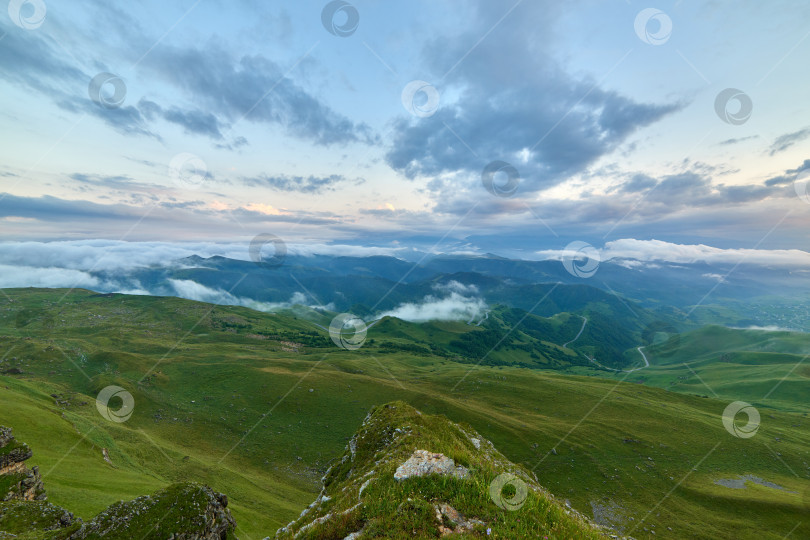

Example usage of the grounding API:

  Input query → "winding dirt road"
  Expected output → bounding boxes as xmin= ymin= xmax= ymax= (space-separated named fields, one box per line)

xmin=563 ymin=316 xmax=588 ymax=348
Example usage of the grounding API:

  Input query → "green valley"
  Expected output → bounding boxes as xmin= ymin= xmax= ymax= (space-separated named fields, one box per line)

xmin=0 ymin=288 xmax=808 ymax=539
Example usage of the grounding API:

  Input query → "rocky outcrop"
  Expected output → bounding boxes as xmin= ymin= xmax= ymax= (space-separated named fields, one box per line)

xmin=0 ymin=426 xmax=236 ymax=539
xmin=275 ymin=402 xmax=610 ymax=539
xmin=0 ymin=426 xmax=46 ymax=501
xmin=71 ymin=482 xmax=236 ymax=540
xmin=0 ymin=427 xmax=77 ymax=539
xmin=0 ymin=500 xmax=79 ymax=538
xmin=433 ymin=502 xmax=485 ymax=536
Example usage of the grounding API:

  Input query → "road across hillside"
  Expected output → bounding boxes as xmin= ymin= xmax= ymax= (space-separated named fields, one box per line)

xmin=563 ymin=316 xmax=588 ymax=348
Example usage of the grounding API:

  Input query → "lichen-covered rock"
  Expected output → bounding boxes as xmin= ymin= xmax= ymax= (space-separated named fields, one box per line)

xmin=433 ymin=502 xmax=485 ymax=536
xmin=0 ymin=428 xmax=13 ymax=449
xmin=393 ymin=450 xmax=469 ymax=481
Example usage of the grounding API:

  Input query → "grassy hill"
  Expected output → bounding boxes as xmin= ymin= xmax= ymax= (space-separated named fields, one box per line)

xmin=278 ymin=401 xmax=604 ymax=539
xmin=0 ymin=288 xmax=808 ymax=538
xmin=611 ymin=325 xmax=810 ymax=412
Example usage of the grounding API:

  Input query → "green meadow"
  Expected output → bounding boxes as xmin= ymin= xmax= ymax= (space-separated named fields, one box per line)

xmin=0 ymin=289 xmax=808 ymax=539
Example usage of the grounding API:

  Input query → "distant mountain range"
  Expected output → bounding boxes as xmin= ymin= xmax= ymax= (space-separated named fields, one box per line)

xmin=88 ymin=252 xmax=810 ymax=333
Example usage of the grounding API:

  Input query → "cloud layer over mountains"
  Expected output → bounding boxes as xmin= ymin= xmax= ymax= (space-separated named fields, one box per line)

xmin=2 ymin=239 xmax=810 ymax=323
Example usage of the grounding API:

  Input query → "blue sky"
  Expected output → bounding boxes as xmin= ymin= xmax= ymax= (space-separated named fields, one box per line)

xmin=1 ymin=0 xmax=809 ymax=260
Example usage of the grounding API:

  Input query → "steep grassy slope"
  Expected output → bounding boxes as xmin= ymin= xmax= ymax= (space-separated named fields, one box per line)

xmin=0 ymin=289 xmax=808 ymax=539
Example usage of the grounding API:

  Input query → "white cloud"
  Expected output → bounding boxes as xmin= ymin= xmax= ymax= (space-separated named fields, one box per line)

xmin=0 ymin=240 xmax=410 ymax=273
xmin=612 ymin=259 xmax=644 ymax=269
xmin=379 ymin=292 xmax=487 ymax=323
xmin=702 ymin=273 xmax=726 ymax=282
xmin=432 ymin=280 xmax=479 ymax=295
xmin=604 ymin=238 xmax=810 ymax=266
xmin=534 ymin=238 xmax=810 ymax=267
xmin=729 ymin=325 xmax=797 ymax=332
xmin=168 ymin=280 xmax=330 ymax=312
xmin=0 ymin=264 xmax=101 ymax=289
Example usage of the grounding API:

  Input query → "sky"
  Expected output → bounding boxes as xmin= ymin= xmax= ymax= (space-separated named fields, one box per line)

xmin=1 ymin=0 xmax=810 ymax=262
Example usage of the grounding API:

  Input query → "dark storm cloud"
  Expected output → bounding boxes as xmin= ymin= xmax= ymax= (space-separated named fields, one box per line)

xmin=385 ymin=1 xmax=681 ymax=191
